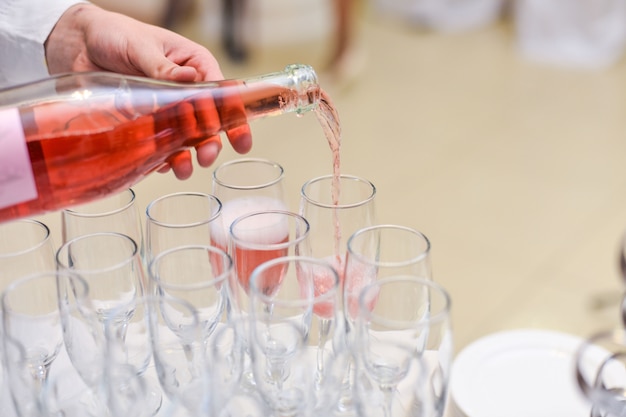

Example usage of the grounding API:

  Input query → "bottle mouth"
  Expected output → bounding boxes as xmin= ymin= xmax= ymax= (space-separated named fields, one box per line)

xmin=284 ymin=64 xmax=320 ymax=114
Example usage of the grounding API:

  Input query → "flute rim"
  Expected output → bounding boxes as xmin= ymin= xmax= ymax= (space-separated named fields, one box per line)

xmin=300 ymin=174 xmax=376 ymax=209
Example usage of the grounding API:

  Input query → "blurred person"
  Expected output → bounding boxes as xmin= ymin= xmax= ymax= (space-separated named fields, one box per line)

xmin=326 ymin=0 xmax=365 ymax=88
xmin=0 ymin=0 xmax=252 ymax=180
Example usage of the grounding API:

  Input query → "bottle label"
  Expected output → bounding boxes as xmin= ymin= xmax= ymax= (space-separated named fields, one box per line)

xmin=0 ymin=108 xmax=38 ymax=210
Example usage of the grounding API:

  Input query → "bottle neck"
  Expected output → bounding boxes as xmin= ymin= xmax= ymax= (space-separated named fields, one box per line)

xmin=247 ymin=64 xmax=320 ymax=115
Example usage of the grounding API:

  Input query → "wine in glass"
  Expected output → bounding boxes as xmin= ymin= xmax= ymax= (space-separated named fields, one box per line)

xmin=300 ymin=173 xmax=376 ymax=409
xmin=299 ymin=173 xmax=376 ymax=287
xmin=229 ymin=210 xmax=311 ymax=314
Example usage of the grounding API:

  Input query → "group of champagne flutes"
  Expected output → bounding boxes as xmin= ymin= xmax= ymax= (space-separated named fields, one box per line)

xmin=0 ymin=158 xmax=453 ymax=417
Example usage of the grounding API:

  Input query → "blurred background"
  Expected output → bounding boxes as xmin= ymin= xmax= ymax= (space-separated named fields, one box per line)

xmin=41 ymin=0 xmax=626 ymax=355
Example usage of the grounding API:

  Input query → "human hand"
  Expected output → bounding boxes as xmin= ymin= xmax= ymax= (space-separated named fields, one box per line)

xmin=45 ymin=3 xmax=252 ymax=179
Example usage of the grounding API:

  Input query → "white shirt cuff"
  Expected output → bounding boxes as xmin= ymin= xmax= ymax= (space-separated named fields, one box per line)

xmin=0 ymin=0 xmax=89 ymax=88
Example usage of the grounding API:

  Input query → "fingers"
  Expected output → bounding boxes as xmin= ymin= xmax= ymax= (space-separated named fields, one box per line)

xmin=168 ymin=151 xmax=194 ymax=180
xmin=196 ymin=136 xmax=223 ymax=168
xmin=158 ymin=137 xmax=222 ymax=179
xmin=212 ymin=80 xmax=252 ymax=154
xmin=225 ymin=124 xmax=252 ymax=154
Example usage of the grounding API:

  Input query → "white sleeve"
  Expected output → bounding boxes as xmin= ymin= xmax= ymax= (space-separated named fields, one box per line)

xmin=0 ymin=0 xmax=89 ymax=88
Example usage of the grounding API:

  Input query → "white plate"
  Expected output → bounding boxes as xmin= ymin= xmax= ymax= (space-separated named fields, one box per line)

xmin=450 ymin=329 xmax=593 ymax=417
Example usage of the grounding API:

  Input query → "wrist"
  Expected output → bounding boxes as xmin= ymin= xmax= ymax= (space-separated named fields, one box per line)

xmin=45 ymin=3 xmax=101 ymax=74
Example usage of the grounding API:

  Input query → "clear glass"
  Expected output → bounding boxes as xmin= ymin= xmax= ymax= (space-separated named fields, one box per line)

xmin=2 ymin=336 xmax=32 ymax=417
xmin=0 ymin=218 xmax=56 ymax=287
xmin=1 ymin=271 xmax=89 ymax=406
xmin=56 ymin=232 xmax=145 ymax=324
xmin=355 ymin=275 xmax=453 ymax=417
xmin=299 ymin=174 xmax=376 ymax=281
xmin=248 ymin=255 xmax=348 ymax=415
xmin=55 ymin=231 xmax=161 ymax=414
xmin=141 ymin=295 xmax=206 ymax=415
xmin=205 ymin=316 xmax=270 ymax=417
xmin=145 ymin=192 xmax=222 ymax=263
xmin=514 ymin=0 xmax=626 ymax=68
xmin=344 ymin=224 xmax=432 ymax=322
xmin=147 ymin=244 xmax=232 ymax=341
xmin=62 ymin=188 xmax=145 ymax=262
xmin=575 ymin=328 xmax=626 ymax=417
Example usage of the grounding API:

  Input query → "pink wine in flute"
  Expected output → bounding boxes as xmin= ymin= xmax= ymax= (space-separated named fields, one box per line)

xmin=0 ymin=64 xmax=320 ymax=223
xmin=210 ymin=196 xmax=288 ymax=278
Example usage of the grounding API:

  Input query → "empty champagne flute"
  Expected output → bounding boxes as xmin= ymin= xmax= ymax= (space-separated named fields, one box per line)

xmin=0 ymin=219 xmax=56 ymax=417
xmin=145 ymin=191 xmax=222 ymax=263
xmin=0 ymin=219 xmax=56 ymax=288
xmin=62 ymin=188 xmax=144 ymax=261
xmin=340 ymin=224 xmax=432 ymax=415
xmin=1 ymin=271 xmax=90 ymax=408
xmin=211 ymin=158 xmax=289 ymax=257
xmin=148 ymin=244 xmax=232 ymax=342
xmin=56 ymin=232 xmax=145 ymax=325
xmin=344 ymin=224 xmax=433 ymax=323
xmin=55 ymin=232 xmax=162 ymax=414
xmin=205 ymin=316 xmax=270 ymax=417
xmin=248 ymin=255 xmax=348 ymax=415
xmin=142 ymin=295 xmax=207 ymax=415
xmin=575 ymin=328 xmax=626 ymax=417
xmin=354 ymin=275 xmax=453 ymax=417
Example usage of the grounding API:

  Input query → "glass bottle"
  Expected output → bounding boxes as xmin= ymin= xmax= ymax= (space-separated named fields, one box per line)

xmin=0 ymin=64 xmax=319 ymax=223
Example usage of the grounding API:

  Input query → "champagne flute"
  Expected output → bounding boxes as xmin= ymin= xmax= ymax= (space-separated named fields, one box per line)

xmin=142 ymin=295 xmax=207 ymax=415
xmin=145 ymin=191 xmax=222 ymax=263
xmin=344 ymin=224 xmax=433 ymax=323
xmin=300 ymin=173 xmax=376 ymax=406
xmin=575 ymin=328 xmax=626 ymax=417
xmin=248 ymin=255 xmax=347 ymax=415
xmin=229 ymin=210 xmax=311 ymax=315
xmin=0 ymin=219 xmax=56 ymax=417
xmin=62 ymin=188 xmax=144 ymax=262
xmin=55 ymin=232 xmax=162 ymax=414
xmin=299 ymin=174 xmax=376 ymax=272
xmin=56 ymin=232 xmax=144 ymax=325
xmin=211 ymin=158 xmax=289 ymax=256
xmin=0 ymin=219 xmax=56 ymax=287
xmin=205 ymin=316 xmax=270 ymax=417
xmin=147 ymin=244 xmax=232 ymax=342
xmin=354 ymin=275 xmax=453 ymax=417
xmin=339 ymin=224 xmax=432 ymax=414
xmin=1 ymin=271 xmax=90 ymax=405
